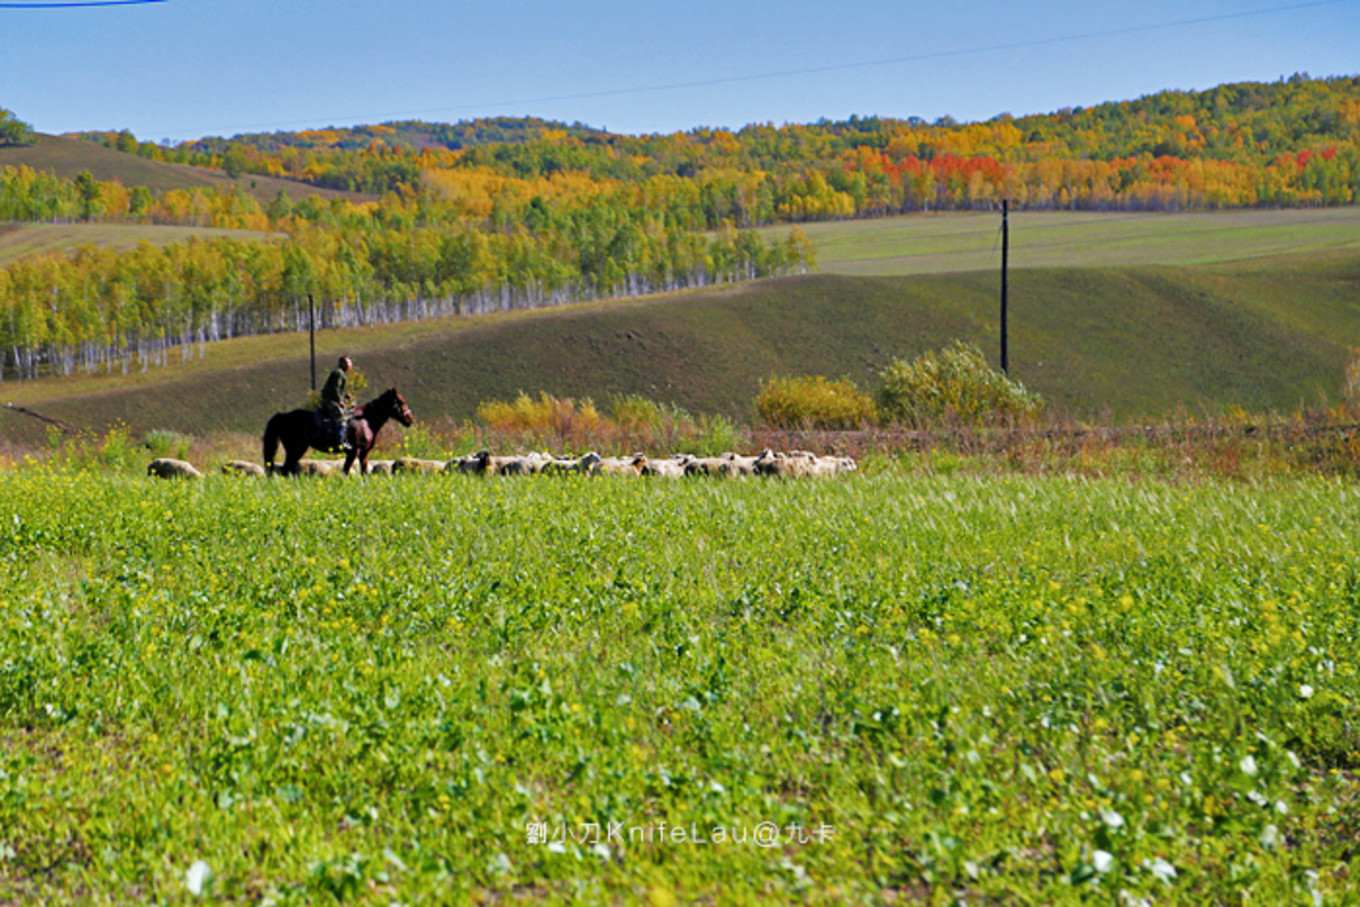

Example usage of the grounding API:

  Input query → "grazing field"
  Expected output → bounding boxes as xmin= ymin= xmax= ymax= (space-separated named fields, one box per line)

xmin=0 ymin=222 xmax=278 ymax=266
xmin=1 ymin=465 xmax=1357 ymax=902
xmin=783 ymin=208 xmax=1360 ymax=276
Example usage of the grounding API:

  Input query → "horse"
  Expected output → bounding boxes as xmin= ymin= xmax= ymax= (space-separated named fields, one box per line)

xmin=263 ymin=388 xmax=415 ymax=477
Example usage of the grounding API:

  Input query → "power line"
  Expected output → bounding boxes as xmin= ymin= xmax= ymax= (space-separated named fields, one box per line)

xmin=0 ymin=0 xmax=164 ymax=7
xmin=145 ymin=0 xmax=1346 ymax=138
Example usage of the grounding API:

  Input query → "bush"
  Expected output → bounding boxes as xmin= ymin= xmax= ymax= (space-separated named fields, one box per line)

xmin=755 ymin=375 xmax=877 ymax=430
xmin=876 ymin=340 xmax=1044 ymax=428
xmin=681 ymin=413 xmax=744 ymax=455
xmin=144 ymin=429 xmax=194 ymax=460
xmin=608 ymin=393 xmax=691 ymax=432
xmin=476 ymin=392 xmax=602 ymax=435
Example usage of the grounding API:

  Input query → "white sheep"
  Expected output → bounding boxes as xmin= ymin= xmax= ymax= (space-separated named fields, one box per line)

xmin=393 ymin=457 xmax=445 ymax=475
xmin=640 ymin=454 xmax=692 ymax=477
xmin=543 ymin=452 xmax=603 ymax=476
xmin=597 ymin=454 xmax=647 ymax=477
xmin=220 ymin=459 xmax=266 ymax=478
xmin=147 ymin=458 xmax=204 ymax=480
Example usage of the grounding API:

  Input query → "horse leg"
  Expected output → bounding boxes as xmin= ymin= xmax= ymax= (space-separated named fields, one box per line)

xmin=343 ymin=448 xmax=358 ymax=476
xmin=284 ymin=437 xmax=306 ymax=476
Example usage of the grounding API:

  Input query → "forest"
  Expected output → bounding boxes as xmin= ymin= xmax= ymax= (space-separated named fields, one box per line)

xmin=74 ymin=73 xmax=1360 ymax=211
xmin=1 ymin=74 xmax=1358 ymax=382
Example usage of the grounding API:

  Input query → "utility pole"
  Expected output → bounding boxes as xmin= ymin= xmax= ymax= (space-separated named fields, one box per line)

xmin=1000 ymin=199 xmax=1009 ymax=375
xmin=308 ymin=294 xmax=317 ymax=391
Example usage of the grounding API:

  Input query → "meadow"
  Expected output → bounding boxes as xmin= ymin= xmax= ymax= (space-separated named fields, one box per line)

xmin=780 ymin=208 xmax=1360 ymax=276
xmin=1 ymin=461 xmax=1357 ymax=903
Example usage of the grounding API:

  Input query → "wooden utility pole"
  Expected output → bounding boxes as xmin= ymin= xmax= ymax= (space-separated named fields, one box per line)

xmin=308 ymin=294 xmax=317 ymax=390
xmin=1000 ymin=199 xmax=1009 ymax=375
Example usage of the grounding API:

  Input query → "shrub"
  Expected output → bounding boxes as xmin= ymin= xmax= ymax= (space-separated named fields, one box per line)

xmin=608 ymin=393 xmax=692 ymax=432
xmin=144 ymin=429 xmax=194 ymax=460
xmin=755 ymin=375 xmax=877 ymax=430
xmin=476 ymin=392 xmax=602 ymax=435
xmin=876 ymin=340 xmax=1044 ymax=428
xmin=693 ymin=413 xmax=744 ymax=455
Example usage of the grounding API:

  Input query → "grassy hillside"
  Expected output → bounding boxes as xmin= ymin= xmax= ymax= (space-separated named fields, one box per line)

xmin=0 ymin=222 xmax=277 ymax=265
xmin=3 ymin=249 xmax=1357 ymax=447
xmin=784 ymin=208 xmax=1360 ymax=276
xmin=0 ymin=133 xmax=371 ymax=205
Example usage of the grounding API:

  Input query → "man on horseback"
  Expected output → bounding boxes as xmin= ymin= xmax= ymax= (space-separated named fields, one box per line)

xmin=319 ymin=355 xmax=354 ymax=452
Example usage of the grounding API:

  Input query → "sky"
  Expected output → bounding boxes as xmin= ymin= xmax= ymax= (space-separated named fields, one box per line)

xmin=3 ymin=0 xmax=1358 ymax=144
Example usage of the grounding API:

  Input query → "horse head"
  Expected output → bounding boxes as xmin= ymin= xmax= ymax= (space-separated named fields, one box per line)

xmin=384 ymin=388 xmax=415 ymax=427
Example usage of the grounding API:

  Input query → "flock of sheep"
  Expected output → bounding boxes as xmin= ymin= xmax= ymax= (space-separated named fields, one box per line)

xmin=147 ymin=449 xmax=859 ymax=480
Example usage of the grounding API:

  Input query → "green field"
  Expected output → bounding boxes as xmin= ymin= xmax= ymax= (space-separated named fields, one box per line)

xmin=0 ymin=465 xmax=1357 ymax=903
xmin=0 ymin=222 xmax=278 ymax=266
xmin=786 ymin=208 xmax=1360 ymax=276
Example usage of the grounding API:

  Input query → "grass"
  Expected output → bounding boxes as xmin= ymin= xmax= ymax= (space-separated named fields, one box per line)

xmin=0 ymin=464 xmax=1358 ymax=902
xmin=0 ymin=223 xmax=278 ymax=266
xmin=779 ymin=208 xmax=1360 ymax=276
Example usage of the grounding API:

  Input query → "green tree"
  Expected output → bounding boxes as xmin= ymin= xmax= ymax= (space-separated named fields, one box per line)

xmin=74 ymin=171 xmax=101 ymax=222
xmin=0 ymin=108 xmax=33 ymax=147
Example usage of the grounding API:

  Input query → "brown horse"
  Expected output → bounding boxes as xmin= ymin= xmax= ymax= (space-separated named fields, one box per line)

xmin=263 ymin=388 xmax=414 ymax=476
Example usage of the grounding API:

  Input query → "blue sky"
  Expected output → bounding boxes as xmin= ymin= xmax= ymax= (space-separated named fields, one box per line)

xmin=3 ymin=0 xmax=1357 ymax=143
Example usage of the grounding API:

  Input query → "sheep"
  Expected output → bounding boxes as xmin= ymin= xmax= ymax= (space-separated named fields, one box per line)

xmin=365 ymin=459 xmax=396 ymax=476
xmin=492 ymin=452 xmax=552 ymax=476
xmin=802 ymin=454 xmax=858 ymax=477
xmin=393 ymin=456 xmax=445 ymax=475
xmin=147 ymin=458 xmax=204 ymax=480
xmin=716 ymin=450 xmax=771 ymax=478
xmin=220 ymin=459 xmax=266 ymax=478
xmin=640 ymin=454 xmax=692 ymax=478
xmin=753 ymin=451 xmax=815 ymax=479
xmin=543 ymin=452 xmax=603 ymax=476
xmin=296 ymin=459 xmax=340 ymax=477
xmin=597 ymin=454 xmax=648 ymax=477
xmin=446 ymin=450 xmax=491 ymax=475
xmin=683 ymin=456 xmax=732 ymax=478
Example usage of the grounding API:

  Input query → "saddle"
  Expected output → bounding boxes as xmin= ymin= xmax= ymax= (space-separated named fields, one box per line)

xmin=312 ymin=408 xmax=351 ymax=453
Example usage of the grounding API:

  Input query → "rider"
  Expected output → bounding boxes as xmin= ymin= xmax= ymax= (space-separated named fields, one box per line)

xmin=319 ymin=355 xmax=354 ymax=452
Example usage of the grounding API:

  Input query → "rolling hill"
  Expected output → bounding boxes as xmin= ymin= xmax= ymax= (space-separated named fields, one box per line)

xmin=0 ymin=222 xmax=278 ymax=266
xmin=2 ymin=246 xmax=1357 ymax=448
xmin=0 ymin=133 xmax=372 ymax=205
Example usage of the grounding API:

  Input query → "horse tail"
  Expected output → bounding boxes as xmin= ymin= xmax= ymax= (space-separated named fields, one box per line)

xmin=262 ymin=415 xmax=280 ymax=472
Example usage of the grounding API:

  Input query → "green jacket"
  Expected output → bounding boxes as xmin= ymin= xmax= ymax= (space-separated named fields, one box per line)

xmin=320 ymin=368 xmax=348 ymax=419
